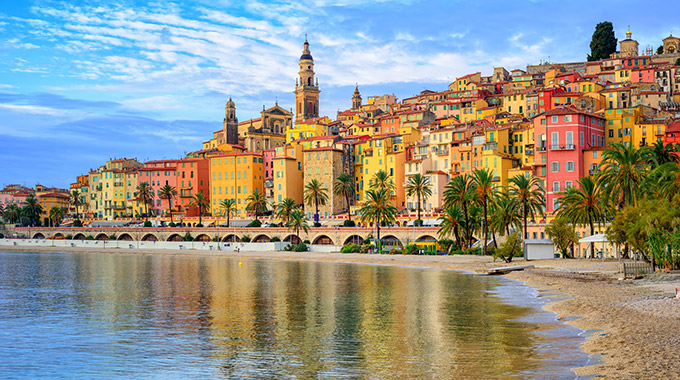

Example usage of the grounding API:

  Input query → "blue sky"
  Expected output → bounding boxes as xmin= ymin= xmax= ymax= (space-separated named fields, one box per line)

xmin=0 ymin=0 xmax=677 ymax=188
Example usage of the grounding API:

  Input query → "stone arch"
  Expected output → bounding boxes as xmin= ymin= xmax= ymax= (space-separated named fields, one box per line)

xmin=73 ymin=233 xmax=86 ymax=240
xmin=167 ymin=233 xmax=182 ymax=242
xmin=253 ymin=234 xmax=270 ymax=243
xmin=312 ymin=235 xmax=334 ymax=245
xmin=222 ymin=234 xmax=240 ymax=242
xmin=194 ymin=234 xmax=211 ymax=242
xmin=381 ymin=235 xmax=403 ymax=250
xmin=283 ymin=235 xmax=302 ymax=245
xmin=141 ymin=233 xmax=158 ymax=242
xmin=95 ymin=233 xmax=108 ymax=241
xmin=32 ymin=232 xmax=45 ymax=239
xmin=343 ymin=235 xmax=364 ymax=245
xmin=416 ymin=235 xmax=437 ymax=243
xmin=53 ymin=232 xmax=65 ymax=239
xmin=118 ymin=233 xmax=133 ymax=241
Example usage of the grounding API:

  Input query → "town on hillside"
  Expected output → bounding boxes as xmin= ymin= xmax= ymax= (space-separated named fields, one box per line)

xmin=3 ymin=30 xmax=680 ymax=245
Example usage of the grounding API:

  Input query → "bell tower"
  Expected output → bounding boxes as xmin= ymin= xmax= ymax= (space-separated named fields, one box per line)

xmin=223 ymin=98 xmax=238 ymax=145
xmin=352 ymin=85 xmax=362 ymax=109
xmin=294 ymin=38 xmax=320 ymax=123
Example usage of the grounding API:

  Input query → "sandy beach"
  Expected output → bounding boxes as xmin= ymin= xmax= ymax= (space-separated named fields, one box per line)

xmin=2 ymin=245 xmax=679 ymax=378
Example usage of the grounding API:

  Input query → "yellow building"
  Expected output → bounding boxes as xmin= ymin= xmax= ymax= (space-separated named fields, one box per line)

xmin=603 ymin=107 xmax=641 ymax=146
xmin=272 ymin=144 xmax=304 ymax=205
xmin=481 ymin=126 xmax=516 ymax=185
xmin=87 ymin=158 xmax=143 ymax=219
xmin=37 ymin=192 xmax=69 ymax=225
xmin=358 ymin=135 xmax=406 ymax=208
xmin=209 ymin=152 xmax=264 ymax=218
xmin=286 ymin=116 xmax=332 ymax=143
xmin=459 ymin=98 xmax=488 ymax=122
xmin=501 ymin=92 xmax=528 ymax=115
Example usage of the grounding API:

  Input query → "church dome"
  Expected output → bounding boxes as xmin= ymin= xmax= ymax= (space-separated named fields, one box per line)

xmin=300 ymin=40 xmax=313 ymax=60
xmin=226 ymin=97 xmax=235 ymax=108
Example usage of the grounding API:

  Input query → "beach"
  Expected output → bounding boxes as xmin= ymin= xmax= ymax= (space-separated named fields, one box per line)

xmin=2 ymin=245 xmax=679 ymax=378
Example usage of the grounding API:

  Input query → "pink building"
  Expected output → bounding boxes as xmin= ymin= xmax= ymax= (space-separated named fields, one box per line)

xmin=139 ymin=159 xmax=179 ymax=216
xmin=631 ymin=67 xmax=655 ymax=83
xmin=543 ymin=106 xmax=606 ymax=214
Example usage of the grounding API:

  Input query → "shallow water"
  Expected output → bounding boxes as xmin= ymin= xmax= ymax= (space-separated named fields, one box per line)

xmin=0 ymin=251 xmax=588 ymax=379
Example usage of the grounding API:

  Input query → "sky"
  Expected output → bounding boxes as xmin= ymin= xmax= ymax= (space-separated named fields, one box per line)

xmin=0 ymin=0 xmax=678 ymax=188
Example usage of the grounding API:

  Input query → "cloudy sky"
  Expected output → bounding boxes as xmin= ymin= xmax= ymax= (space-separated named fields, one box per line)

xmin=0 ymin=0 xmax=677 ymax=188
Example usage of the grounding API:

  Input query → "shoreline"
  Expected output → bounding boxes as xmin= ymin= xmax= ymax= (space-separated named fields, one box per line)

xmin=2 ymin=245 xmax=679 ymax=378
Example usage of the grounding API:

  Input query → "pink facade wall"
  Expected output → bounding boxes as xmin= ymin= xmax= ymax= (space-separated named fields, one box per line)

xmin=263 ymin=149 xmax=275 ymax=181
xmin=140 ymin=160 xmax=178 ymax=216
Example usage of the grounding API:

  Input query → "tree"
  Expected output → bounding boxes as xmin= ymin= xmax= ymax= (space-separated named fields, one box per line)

xmin=471 ymin=169 xmax=496 ymax=255
xmin=49 ymin=206 xmax=64 ymax=227
xmin=490 ymin=191 xmax=522 ymax=237
xmin=158 ymin=185 xmax=177 ymax=223
xmin=189 ymin=191 xmax=209 ymax=226
xmin=493 ymin=232 xmax=523 ymax=263
xmin=135 ymin=182 xmax=154 ymax=221
xmin=598 ymin=142 xmax=647 ymax=209
xmin=443 ymin=174 xmax=476 ymax=249
xmin=4 ymin=203 xmax=21 ymax=224
xmin=545 ymin=217 xmax=579 ymax=258
xmin=508 ymin=174 xmax=545 ymax=241
xmin=245 ymin=188 xmax=267 ymax=221
xmin=657 ymin=45 xmax=664 ymax=55
xmin=676 ymin=57 xmax=680 ymax=66
xmin=438 ymin=206 xmax=464 ymax=250
xmin=286 ymin=209 xmax=309 ymax=244
xmin=69 ymin=189 xmax=83 ymax=222
xmin=643 ymin=140 xmax=680 ymax=169
xmin=557 ymin=176 xmax=608 ymax=258
xmin=333 ymin=173 xmax=355 ymax=222
xmin=275 ymin=198 xmax=298 ymax=224
xmin=405 ymin=173 xmax=432 ymax=224
xmin=644 ymin=162 xmax=680 ymax=199
xmin=220 ymin=199 xmax=237 ymax=227
xmin=359 ymin=189 xmax=397 ymax=254
xmin=588 ymin=21 xmax=617 ymax=61
xmin=23 ymin=195 xmax=43 ymax=226
xmin=303 ymin=179 xmax=328 ymax=223
xmin=370 ymin=170 xmax=395 ymax=192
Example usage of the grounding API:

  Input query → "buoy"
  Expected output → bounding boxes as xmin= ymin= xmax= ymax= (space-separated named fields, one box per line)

xmin=239 ymin=262 xmax=243 ymax=266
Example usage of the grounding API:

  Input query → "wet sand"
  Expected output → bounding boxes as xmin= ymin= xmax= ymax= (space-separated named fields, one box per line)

xmin=2 ymin=245 xmax=679 ymax=378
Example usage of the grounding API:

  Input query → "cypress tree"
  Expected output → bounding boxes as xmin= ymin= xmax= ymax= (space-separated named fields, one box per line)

xmin=587 ymin=21 xmax=617 ymax=61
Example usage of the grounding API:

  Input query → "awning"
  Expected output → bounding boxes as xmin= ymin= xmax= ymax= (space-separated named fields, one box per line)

xmin=579 ymin=233 xmax=609 ymax=243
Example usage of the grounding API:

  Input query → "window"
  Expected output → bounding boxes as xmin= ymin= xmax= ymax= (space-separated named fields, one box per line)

xmin=550 ymin=162 xmax=560 ymax=172
xmin=564 ymin=115 xmax=571 ymax=122
xmin=553 ymin=182 xmax=560 ymax=192
xmin=566 ymin=132 xmax=573 ymax=148
xmin=566 ymin=181 xmax=573 ymax=189
xmin=592 ymin=151 xmax=597 ymax=158
xmin=566 ymin=161 xmax=575 ymax=171
xmin=551 ymin=132 xmax=559 ymax=149
xmin=609 ymin=129 xmax=614 ymax=138
xmin=580 ymin=132 xmax=584 ymax=146
xmin=551 ymin=116 xmax=558 ymax=123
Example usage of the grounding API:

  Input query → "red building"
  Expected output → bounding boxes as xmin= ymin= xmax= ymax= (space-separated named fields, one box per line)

xmin=543 ymin=106 xmax=606 ymax=214
xmin=664 ymin=120 xmax=680 ymax=145
xmin=537 ymin=88 xmax=564 ymax=114
xmin=139 ymin=159 xmax=178 ymax=216
xmin=176 ymin=157 xmax=210 ymax=217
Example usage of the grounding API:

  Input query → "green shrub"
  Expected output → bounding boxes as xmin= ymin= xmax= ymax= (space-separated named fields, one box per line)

xmin=108 ymin=234 xmax=117 ymax=240
xmin=195 ymin=223 xmax=204 ymax=228
xmin=343 ymin=220 xmax=356 ymax=227
xmin=360 ymin=243 xmax=376 ymax=254
xmin=303 ymin=239 xmax=310 ymax=244
xmin=294 ymin=243 xmax=308 ymax=252
xmin=390 ymin=248 xmax=402 ymax=255
xmin=248 ymin=220 xmax=262 ymax=227
xmin=439 ymin=239 xmax=455 ymax=253
xmin=65 ymin=234 xmax=73 ymax=240
xmin=414 ymin=219 xmax=423 ymax=227
xmin=72 ymin=220 xmax=83 ymax=227
xmin=168 ymin=222 xmax=176 ymax=227
xmin=212 ymin=236 xmax=220 ymax=242
xmin=341 ymin=243 xmax=361 ymax=253
xmin=0 ymin=233 xmax=4 ymax=239
xmin=270 ymin=236 xmax=281 ymax=242
xmin=403 ymin=244 xmax=419 ymax=255
xmin=85 ymin=235 xmax=94 ymax=240
xmin=143 ymin=221 xmax=152 ymax=227
xmin=466 ymin=247 xmax=481 ymax=256
xmin=241 ymin=235 xmax=251 ymax=242
xmin=313 ymin=222 xmax=321 ymax=227
xmin=493 ymin=232 xmax=523 ymax=263
xmin=450 ymin=249 xmax=465 ymax=255
xmin=182 ymin=232 xmax=193 ymax=241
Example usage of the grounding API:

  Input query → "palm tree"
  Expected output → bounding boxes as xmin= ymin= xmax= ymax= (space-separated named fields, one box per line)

xmin=69 ymin=189 xmax=83 ymax=222
xmin=438 ymin=205 xmax=464 ymax=249
xmin=370 ymin=170 xmax=396 ymax=192
xmin=0 ymin=202 xmax=4 ymax=221
xmin=4 ymin=203 xmax=21 ymax=224
xmin=135 ymin=182 xmax=154 ymax=221
xmin=359 ymin=188 xmax=397 ymax=254
xmin=158 ymin=185 xmax=177 ymax=223
xmin=245 ymin=188 xmax=268 ymax=221
xmin=508 ymin=174 xmax=545 ymax=240
xmin=557 ymin=176 xmax=608 ymax=258
xmin=276 ymin=197 xmax=299 ymax=224
xmin=471 ymin=169 xmax=496 ymax=255
xmin=597 ymin=142 xmax=647 ymax=209
xmin=189 ymin=191 xmax=210 ymax=226
xmin=334 ymin=173 xmax=355 ymax=222
xmin=490 ymin=192 xmax=522 ymax=237
xmin=304 ymin=179 xmax=329 ymax=223
xmin=643 ymin=140 xmax=679 ymax=168
xmin=49 ymin=206 xmax=64 ymax=227
xmin=23 ymin=195 xmax=43 ymax=226
xmin=405 ymin=173 xmax=432 ymax=224
xmin=220 ymin=199 xmax=237 ymax=227
xmin=443 ymin=174 xmax=476 ymax=249
xmin=644 ymin=162 xmax=680 ymax=199
xmin=286 ymin=209 xmax=309 ymax=245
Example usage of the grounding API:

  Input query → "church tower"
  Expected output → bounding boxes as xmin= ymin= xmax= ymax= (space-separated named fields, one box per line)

xmin=223 ymin=98 xmax=238 ymax=145
xmin=294 ymin=39 xmax=320 ymax=123
xmin=352 ymin=86 xmax=362 ymax=109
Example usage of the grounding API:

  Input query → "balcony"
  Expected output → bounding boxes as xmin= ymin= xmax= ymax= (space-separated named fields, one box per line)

xmin=536 ymin=145 xmax=546 ymax=152
xmin=549 ymin=144 xmax=575 ymax=150
xmin=483 ymin=142 xmax=498 ymax=151
xmin=526 ymin=148 xmax=534 ymax=155
xmin=492 ymin=176 xmax=501 ymax=182
xmin=104 ymin=203 xmax=127 ymax=210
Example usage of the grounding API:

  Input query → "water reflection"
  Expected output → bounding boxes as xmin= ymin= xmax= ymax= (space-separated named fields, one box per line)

xmin=0 ymin=251 xmax=583 ymax=379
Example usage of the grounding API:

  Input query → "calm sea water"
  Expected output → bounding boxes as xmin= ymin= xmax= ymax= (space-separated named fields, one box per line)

xmin=0 ymin=251 xmax=588 ymax=379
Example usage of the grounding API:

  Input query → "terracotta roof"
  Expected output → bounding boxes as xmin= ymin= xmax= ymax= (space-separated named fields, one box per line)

xmin=543 ymin=105 xmax=605 ymax=119
xmin=665 ymin=120 xmax=680 ymax=133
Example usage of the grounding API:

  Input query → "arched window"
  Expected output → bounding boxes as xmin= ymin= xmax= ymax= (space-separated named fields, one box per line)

xmin=308 ymin=77 xmax=311 ymax=86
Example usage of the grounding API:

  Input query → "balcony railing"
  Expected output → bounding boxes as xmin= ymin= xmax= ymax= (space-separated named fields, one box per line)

xmin=550 ymin=144 xmax=575 ymax=150
xmin=536 ymin=145 xmax=546 ymax=152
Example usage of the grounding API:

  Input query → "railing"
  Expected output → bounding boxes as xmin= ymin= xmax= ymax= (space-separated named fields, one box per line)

xmin=550 ymin=144 xmax=575 ymax=150
xmin=536 ymin=145 xmax=546 ymax=152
